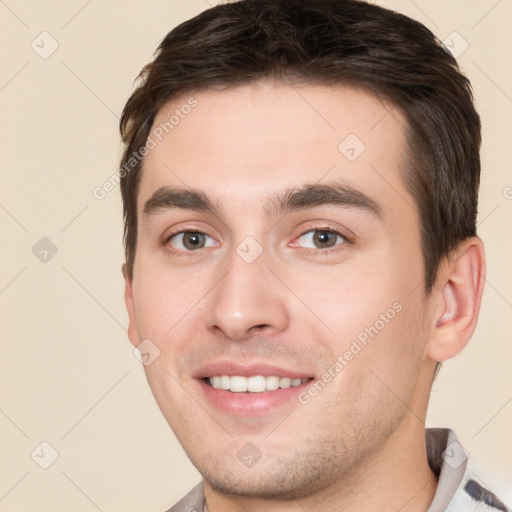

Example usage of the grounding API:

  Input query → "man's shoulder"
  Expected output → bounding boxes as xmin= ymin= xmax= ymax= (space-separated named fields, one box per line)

xmin=446 ymin=475 xmax=512 ymax=512
xmin=426 ymin=427 xmax=511 ymax=512
xmin=164 ymin=481 xmax=204 ymax=512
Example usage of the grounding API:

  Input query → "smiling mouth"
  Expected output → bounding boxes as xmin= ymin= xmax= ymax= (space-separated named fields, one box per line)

xmin=204 ymin=375 xmax=314 ymax=393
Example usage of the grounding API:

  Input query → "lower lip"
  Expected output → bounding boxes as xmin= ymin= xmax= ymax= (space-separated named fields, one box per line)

xmin=197 ymin=378 xmax=314 ymax=416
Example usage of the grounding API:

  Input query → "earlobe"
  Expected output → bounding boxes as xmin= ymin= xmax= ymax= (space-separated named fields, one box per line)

xmin=122 ymin=263 xmax=140 ymax=348
xmin=427 ymin=237 xmax=485 ymax=362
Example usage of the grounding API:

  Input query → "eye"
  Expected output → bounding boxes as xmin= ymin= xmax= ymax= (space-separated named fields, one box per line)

xmin=292 ymin=229 xmax=348 ymax=250
xmin=166 ymin=231 xmax=218 ymax=252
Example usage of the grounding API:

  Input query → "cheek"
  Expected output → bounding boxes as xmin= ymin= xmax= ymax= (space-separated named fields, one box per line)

xmin=305 ymin=266 xmax=427 ymax=390
xmin=340 ymin=294 xmax=428 ymax=410
xmin=289 ymin=265 xmax=401 ymax=347
xmin=131 ymin=266 xmax=213 ymax=389
xmin=132 ymin=267 xmax=204 ymax=338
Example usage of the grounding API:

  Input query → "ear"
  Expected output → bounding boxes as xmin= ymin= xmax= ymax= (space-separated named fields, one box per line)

xmin=427 ymin=237 xmax=486 ymax=362
xmin=122 ymin=263 xmax=141 ymax=348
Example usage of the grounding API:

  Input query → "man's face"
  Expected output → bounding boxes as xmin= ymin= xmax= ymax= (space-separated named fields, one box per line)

xmin=125 ymin=82 xmax=438 ymax=498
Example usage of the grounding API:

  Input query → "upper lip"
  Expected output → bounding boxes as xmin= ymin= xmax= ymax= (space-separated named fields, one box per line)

xmin=193 ymin=361 xmax=315 ymax=380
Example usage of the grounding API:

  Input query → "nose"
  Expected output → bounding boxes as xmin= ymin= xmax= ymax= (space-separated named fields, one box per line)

xmin=203 ymin=251 xmax=290 ymax=341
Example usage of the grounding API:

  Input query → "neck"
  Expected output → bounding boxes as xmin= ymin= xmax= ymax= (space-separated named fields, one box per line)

xmin=203 ymin=417 xmax=438 ymax=512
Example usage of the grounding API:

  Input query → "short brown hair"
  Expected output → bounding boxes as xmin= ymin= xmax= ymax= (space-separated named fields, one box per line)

xmin=119 ymin=0 xmax=481 ymax=295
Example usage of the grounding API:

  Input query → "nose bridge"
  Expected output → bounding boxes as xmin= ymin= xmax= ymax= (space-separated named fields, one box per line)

xmin=203 ymin=243 xmax=289 ymax=339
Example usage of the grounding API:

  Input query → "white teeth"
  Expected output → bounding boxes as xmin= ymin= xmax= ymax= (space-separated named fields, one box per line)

xmin=229 ymin=376 xmax=248 ymax=392
xmin=219 ymin=375 xmax=231 ymax=390
xmin=247 ymin=375 xmax=266 ymax=392
xmin=208 ymin=375 xmax=309 ymax=392
xmin=265 ymin=376 xmax=280 ymax=391
xmin=279 ymin=377 xmax=291 ymax=389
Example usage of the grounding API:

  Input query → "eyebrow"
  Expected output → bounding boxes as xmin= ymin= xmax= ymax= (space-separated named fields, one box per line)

xmin=142 ymin=182 xmax=383 ymax=220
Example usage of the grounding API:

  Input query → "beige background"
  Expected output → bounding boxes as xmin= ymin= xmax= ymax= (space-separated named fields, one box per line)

xmin=0 ymin=0 xmax=511 ymax=510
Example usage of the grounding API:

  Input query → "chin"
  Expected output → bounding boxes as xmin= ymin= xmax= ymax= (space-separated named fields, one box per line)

xmin=192 ymin=448 xmax=344 ymax=501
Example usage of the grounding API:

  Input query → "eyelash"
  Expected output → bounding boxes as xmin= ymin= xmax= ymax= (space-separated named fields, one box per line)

xmin=162 ymin=226 xmax=353 ymax=256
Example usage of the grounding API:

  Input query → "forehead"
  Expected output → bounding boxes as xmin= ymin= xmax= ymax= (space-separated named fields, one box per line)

xmin=138 ymin=81 xmax=413 ymax=223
